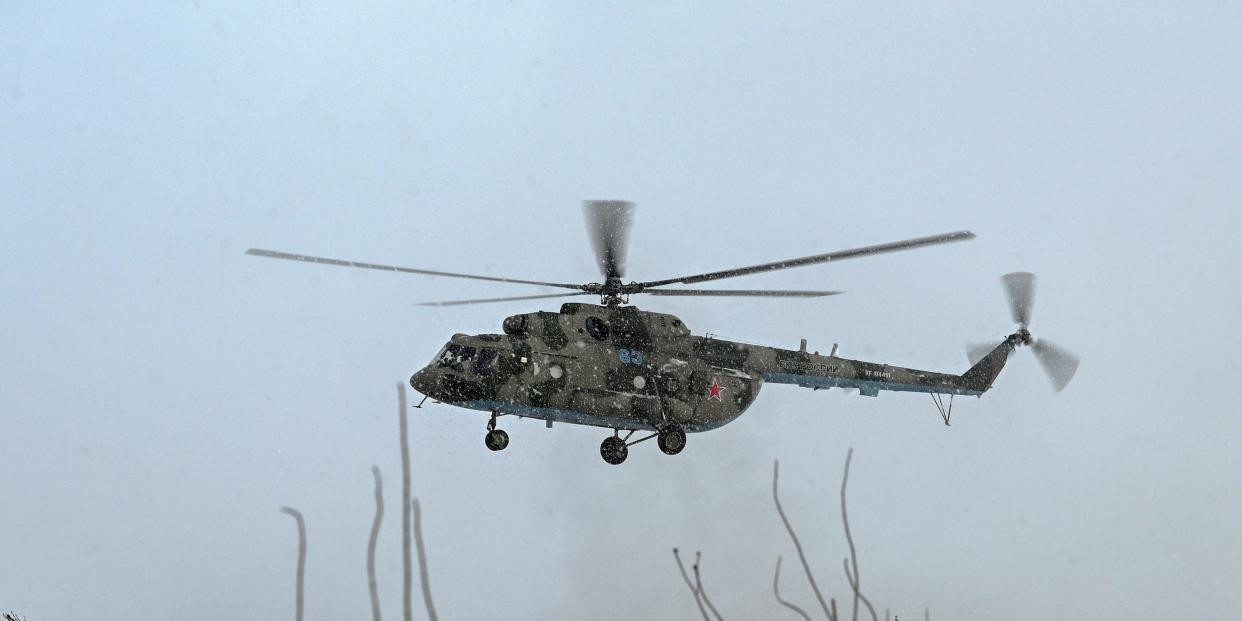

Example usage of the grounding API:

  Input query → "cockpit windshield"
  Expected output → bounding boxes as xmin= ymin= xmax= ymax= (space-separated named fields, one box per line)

xmin=435 ymin=343 xmax=476 ymax=372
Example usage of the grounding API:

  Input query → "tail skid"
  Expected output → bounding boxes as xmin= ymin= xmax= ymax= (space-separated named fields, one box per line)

xmin=924 ymin=330 xmax=1027 ymax=426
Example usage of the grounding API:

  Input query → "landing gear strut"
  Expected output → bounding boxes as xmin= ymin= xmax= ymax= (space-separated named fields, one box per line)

xmin=484 ymin=412 xmax=509 ymax=451
xmin=599 ymin=426 xmax=688 ymax=464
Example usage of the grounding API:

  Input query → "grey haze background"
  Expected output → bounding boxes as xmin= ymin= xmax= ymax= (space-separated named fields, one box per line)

xmin=3 ymin=2 xmax=1239 ymax=619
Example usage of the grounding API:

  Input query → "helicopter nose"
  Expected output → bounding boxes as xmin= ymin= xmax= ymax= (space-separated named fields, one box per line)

xmin=409 ymin=368 xmax=437 ymax=397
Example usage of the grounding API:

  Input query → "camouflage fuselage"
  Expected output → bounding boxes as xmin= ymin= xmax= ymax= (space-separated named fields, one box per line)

xmin=409 ymin=302 xmax=997 ymax=433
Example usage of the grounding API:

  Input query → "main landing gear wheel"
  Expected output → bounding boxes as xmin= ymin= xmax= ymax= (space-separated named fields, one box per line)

xmin=484 ymin=412 xmax=508 ymax=451
xmin=485 ymin=429 xmax=509 ymax=451
xmin=600 ymin=436 xmax=628 ymax=465
xmin=657 ymin=425 xmax=686 ymax=456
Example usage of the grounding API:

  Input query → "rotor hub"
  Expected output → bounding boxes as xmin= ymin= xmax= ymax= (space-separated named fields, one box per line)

xmin=585 ymin=277 xmax=632 ymax=306
xmin=1015 ymin=327 xmax=1033 ymax=345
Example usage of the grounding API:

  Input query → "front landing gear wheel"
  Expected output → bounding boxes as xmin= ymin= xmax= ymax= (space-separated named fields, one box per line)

xmin=657 ymin=425 xmax=686 ymax=455
xmin=485 ymin=429 xmax=509 ymax=451
xmin=600 ymin=436 xmax=628 ymax=465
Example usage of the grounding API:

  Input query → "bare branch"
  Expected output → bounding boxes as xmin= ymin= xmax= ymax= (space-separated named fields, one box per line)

xmin=842 ymin=559 xmax=879 ymax=621
xmin=368 ymin=466 xmax=384 ymax=621
xmin=773 ymin=556 xmax=812 ymax=620
xmin=413 ymin=498 xmax=439 ymax=621
xmin=693 ymin=551 xmax=724 ymax=621
xmin=773 ymin=460 xmax=836 ymax=621
xmin=673 ymin=548 xmax=711 ymax=621
xmin=839 ymin=448 xmax=877 ymax=621
xmin=279 ymin=506 xmax=306 ymax=621
xmin=398 ymin=382 xmax=413 ymax=621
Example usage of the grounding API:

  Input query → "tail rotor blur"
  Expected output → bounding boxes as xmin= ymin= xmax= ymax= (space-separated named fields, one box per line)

xmin=1031 ymin=339 xmax=1079 ymax=392
xmin=970 ymin=272 xmax=1079 ymax=392
xmin=1001 ymin=272 xmax=1036 ymax=327
xmin=966 ymin=341 xmax=1000 ymax=366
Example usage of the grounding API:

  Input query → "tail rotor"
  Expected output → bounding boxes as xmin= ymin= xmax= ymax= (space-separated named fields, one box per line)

xmin=968 ymin=272 xmax=1080 ymax=392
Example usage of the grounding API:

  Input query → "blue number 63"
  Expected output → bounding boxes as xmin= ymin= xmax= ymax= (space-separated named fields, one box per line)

xmin=619 ymin=349 xmax=645 ymax=366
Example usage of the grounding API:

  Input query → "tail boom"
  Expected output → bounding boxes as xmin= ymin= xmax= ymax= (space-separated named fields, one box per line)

xmin=753 ymin=346 xmax=987 ymax=398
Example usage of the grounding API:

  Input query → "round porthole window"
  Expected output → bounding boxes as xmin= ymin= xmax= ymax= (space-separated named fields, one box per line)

xmin=585 ymin=316 xmax=609 ymax=341
xmin=549 ymin=365 xmax=564 ymax=379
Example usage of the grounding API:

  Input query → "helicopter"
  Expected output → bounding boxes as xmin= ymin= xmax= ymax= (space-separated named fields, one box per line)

xmin=247 ymin=201 xmax=1078 ymax=465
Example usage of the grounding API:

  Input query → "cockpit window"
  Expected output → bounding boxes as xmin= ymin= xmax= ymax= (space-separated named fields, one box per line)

xmin=436 ymin=344 xmax=477 ymax=372
xmin=473 ymin=348 xmax=500 ymax=376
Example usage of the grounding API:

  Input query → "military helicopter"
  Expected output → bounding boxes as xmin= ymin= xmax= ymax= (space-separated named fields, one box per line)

xmin=247 ymin=201 xmax=1078 ymax=465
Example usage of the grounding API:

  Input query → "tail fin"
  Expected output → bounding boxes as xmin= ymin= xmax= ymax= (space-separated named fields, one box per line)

xmin=958 ymin=334 xmax=1023 ymax=392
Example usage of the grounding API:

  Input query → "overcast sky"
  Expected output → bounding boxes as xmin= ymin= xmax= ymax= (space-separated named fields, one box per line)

xmin=3 ymin=2 xmax=1240 ymax=619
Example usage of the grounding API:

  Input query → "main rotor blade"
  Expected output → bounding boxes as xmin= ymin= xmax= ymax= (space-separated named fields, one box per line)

xmin=1001 ymin=272 xmax=1036 ymax=327
xmin=643 ymin=288 xmax=841 ymax=298
xmin=583 ymin=200 xmax=634 ymax=280
xmin=1031 ymin=339 xmax=1080 ymax=392
xmin=415 ymin=292 xmax=594 ymax=307
xmin=246 ymin=248 xmax=585 ymax=290
xmin=637 ymin=230 xmax=975 ymax=288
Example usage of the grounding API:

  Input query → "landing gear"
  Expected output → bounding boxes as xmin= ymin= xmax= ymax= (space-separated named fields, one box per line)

xmin=657 ymin=425 xmax=686 ymax=455
xmin=599 ymin=426 xmax=687 ymax=464
xmin=930 ymin=393 xmax=954 ymax=426
xmin=485 ymin=429 xmax=509 ymax=451
xmin=484 ymin=411 xmax=509 ymax=451
xmin=600 ymin=436 xmax=628 ymax=465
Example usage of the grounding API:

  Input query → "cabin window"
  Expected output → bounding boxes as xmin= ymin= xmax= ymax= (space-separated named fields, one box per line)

xmin=585 ymin=316 xmax=610 ymax=341
xmin=473 ymin=348 xmax=500 ymax=376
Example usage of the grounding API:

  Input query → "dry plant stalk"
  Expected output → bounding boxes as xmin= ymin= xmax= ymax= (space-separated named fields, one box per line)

xmin=773 ymin=459 xmax=838 ymax=620
xmin=369 ymin=466 xmax=385 ymax=621
xmin=280 ymin=506 xmax=306 ymax=621
xmin=692 ymin=551 xmax=724 ymax=621
xmin=840 ymin=449 xmax=878 ymax=621
xmin=413 ymin=498 xmax=439 ymax=621
xmin=673 ymin=547 xmax=711 ymax=621
xmin=773 ymin=556 xmax=812 ymax=621
xmin=398 ymin=382 xmax=414 ymax=621
xmin=766 ymin=450 xmax=923 ymax=620
xmin=270 ymin=386 xmax=442 ymax=621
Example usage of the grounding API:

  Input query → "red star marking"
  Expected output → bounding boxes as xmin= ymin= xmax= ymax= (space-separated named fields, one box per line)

xmin=707 ymin=378 xmax=725 ymax=401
